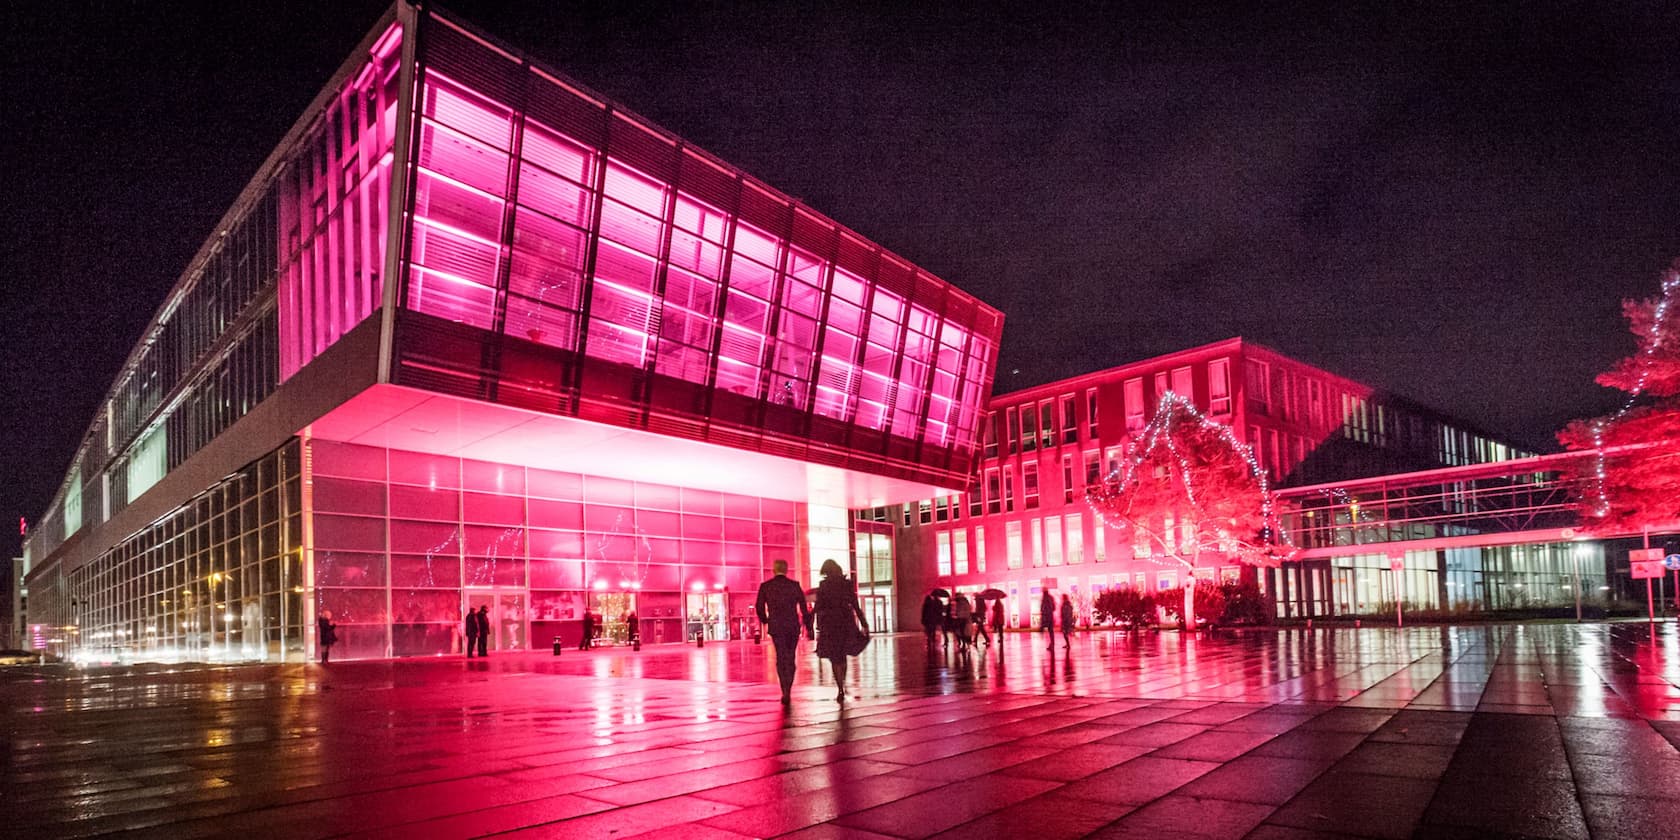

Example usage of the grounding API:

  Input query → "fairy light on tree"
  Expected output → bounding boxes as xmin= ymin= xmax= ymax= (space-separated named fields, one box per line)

xmin=1085 ymin=391 xmax=1297 ymax=628
xmin=1560 ymin=259 xmax=1680 ymax=532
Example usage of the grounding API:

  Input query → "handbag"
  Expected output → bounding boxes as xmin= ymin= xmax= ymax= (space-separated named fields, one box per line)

xmin=844 ymin=618 xmax=871 ymax=656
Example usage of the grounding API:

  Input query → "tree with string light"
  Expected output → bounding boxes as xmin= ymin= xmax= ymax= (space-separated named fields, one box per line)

xmin=1559 ymin=261 xmax=1680 ymax=533
xmin=1085 ymin=392 xmax=1294 ymax=628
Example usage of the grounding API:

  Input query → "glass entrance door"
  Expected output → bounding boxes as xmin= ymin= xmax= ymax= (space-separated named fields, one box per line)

xmin=465 ymin=591 xmax=527 ymax=653
xmin=684 ymin=593 xmax=729 ymax=641
xmin=858 ymin=592 xmax=890 ymax=633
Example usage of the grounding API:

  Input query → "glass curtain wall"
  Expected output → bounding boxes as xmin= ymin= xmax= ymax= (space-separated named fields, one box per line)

xmin=307 ymin=439 xmax=803 ymax=660
xmin=38 ymin=442 xmax=303 ymax=662
xmin=393 ymin=13 xmax=998 ymax=485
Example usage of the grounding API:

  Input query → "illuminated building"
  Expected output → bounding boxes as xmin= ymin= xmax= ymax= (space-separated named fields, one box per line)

xmin=886 ymin=338 xmax=1535 ymax=628
xmin=22 ymin=5 xmax=1000 ymax=661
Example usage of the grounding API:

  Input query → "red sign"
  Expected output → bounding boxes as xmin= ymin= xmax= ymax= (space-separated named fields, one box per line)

xmin=1632 ymin=548 xmax=1666 ymax=562
xmin=1632 ymin=560 xmax=1666 ymax=579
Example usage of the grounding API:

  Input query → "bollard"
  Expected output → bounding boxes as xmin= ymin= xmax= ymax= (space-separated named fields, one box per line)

xmin=632 ymin=638 xmax=641 ymax=651
xmin=1354 ymin=619 xmax=1361 ymax=628
xmin=552 ymin=636 xmax=562 ymax=656
xmin=1306 ymin=618 xmax=1313 ymax=629
xmin=696 ymin=632 xmax=705 ymax=648
xmin=753 ymin=630 xmax=761 ymax=645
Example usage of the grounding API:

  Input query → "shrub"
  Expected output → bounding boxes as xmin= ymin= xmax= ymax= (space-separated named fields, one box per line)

xmin=1093 ymin=588 xmax=1156 ymax=629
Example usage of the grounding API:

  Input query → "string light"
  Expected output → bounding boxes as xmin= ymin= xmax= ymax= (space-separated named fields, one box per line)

xmin=1085 ymin=391 xmax=1298 ymax=572
xmin=1587 ymin=265 xmax=1680 ymax=518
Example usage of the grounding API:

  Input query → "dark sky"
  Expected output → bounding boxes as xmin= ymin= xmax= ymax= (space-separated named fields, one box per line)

xmin=5 ymin=1 xmax=1680 ymax=561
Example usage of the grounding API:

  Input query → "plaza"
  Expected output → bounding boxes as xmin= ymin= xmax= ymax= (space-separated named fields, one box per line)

xmin=6 ymin=623 xmax=1680 ymax=838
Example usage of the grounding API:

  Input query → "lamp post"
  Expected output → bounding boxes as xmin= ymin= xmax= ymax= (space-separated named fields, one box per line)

xmin=1571 ymin=544 xmax=1586 ymax=622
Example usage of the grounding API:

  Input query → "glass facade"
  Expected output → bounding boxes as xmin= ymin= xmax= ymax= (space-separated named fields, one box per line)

xmin=308 ymin=439 xmax=804 ymax=659
xmin=28 ymin=443 xmax=304 ymax=662
xmin=389 ymin=15 xmax=1000 ymax=489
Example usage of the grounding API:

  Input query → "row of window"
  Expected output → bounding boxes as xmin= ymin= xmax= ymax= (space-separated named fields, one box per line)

xmin=931 ymin=513 xmax=1103 ymax=576
xmin=401 ymin=54 xmax=993 ymax=449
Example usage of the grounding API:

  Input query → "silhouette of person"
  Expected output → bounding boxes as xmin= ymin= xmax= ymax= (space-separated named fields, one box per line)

xmin=1040 ymin=591 xmax=1056 ymax=649
xmin=580 ymin=609 xmax=594 ymax=650
xmin=317 ymin=610 xmax=338 ymax=664
xmin=464 ymin=606 xmax=480 ymax=658
xmin=1060 ymin=594 xmax=1075 ymax=648
xmin=475 ymin=605 xmax=490 ymax=657
xmin=813 ymin=560 xmax=868 ymax=703
xmin=755 ymin=559 xmax=813 ymax=705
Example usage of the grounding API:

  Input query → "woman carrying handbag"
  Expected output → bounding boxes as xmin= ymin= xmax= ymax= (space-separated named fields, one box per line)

xmin=814 ymin=559 xmax=870 ymax=703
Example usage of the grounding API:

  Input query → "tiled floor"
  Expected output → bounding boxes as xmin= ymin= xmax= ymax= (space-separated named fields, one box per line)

xmin=7 ymin=622 xmax=1680 ymax=838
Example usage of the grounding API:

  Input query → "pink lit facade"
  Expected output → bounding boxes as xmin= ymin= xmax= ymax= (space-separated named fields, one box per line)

xmin=23 ymin=5 xmax=1000 ymax=662
xmin=887 ymin=339 xmax=1530 ymax=629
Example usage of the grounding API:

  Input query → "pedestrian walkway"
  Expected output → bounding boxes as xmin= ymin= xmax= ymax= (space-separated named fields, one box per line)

xmin=5 ymin=623 xmax=1680 ymax=838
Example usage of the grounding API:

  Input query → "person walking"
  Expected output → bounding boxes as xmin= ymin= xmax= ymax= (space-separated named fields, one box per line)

xmin=1060 ymin=594 xmax=1075 ymax=648
xmin=755 ymin=559 xmax=813 ymax=705
xmin=626 ymin=609 xmax=639 ymax=644
xmin=813 ymin=559 xmax=868 ymax=703
xmin=974 ymin=596 xmax=992 ymax=647
xmin=317 ymin=610 xmax=338 ymax=664
xmin=990 ymin=599 xmax=1005 ymax=648
xmin=463 ymin=606 xmax=480 ymax=658
xmin=950 ymin=591 xmax=973 ymax=653
xmin=920 ymin=593 xmax=943 ymax=646
xmin=579 ymin=609 xmax=594 ymax=650
xmin=1040 ymin=590 xmax=1056 ymax=649
xmin=474 ymin=605 xmax=490 ymax=657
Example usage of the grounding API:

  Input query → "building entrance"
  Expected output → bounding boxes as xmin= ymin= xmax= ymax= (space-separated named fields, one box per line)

xmin=465 ymin=590 xmax=527 ymax=652
xmin=684 ymin=592 xmax=729 ymax=641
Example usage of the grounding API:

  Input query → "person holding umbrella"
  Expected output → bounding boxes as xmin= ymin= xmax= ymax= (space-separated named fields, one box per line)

xmin=973 ymin=593 xmax=992 ymax=647
xmin=978 ymin=587 xmax=1007 ymax=646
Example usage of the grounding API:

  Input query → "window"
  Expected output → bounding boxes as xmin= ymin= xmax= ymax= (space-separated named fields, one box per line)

xmin=975 ymin=528 xmax=986 ymax=572
xmin=1005 ymin=522 xmax=1023 ymax=569
xmin=1031 ymin=518 xmax=1044 ymax=567
xmin=1307 ymin=379 xmax=1326 ymax=428
xmin=1067 ymin=513 xmax=1083 ymax=564
xmin=1060 ymin=394 xmax=1078 ymax=444
xmin=903 ymin=505 xmax=913 ymax=527
xmin=1093 ymin=517 xmax=1105 ymax=562
xmin=982 ymin=411 xmax=998 ymax=459
xmin=1157 ymin=572 xmax=1176 ymax=591
xmin=936 ymin=531 xmax=952 ymax=576
xmin=1023 ymin=462 xmax=1040 ymax=509
xmin=1087 ymin=388 xmax=1100 ymax=438
xmin=1021 ymin=405 xmax=1037 ymax=452
xmin=934 ymin=496 xmax=948 ymax=522
xmin=953 ymin=530 xmax=969 ymax=575
xmin=1003 ymin=466 xmax=1016 ymax=512
xmin=1005 ymin=407 xmax=1020 ymax=454
xmin=1084 ymin=450 xmax=1101 ymax=486
xmin=985 ymin=468 xmax=1001 ymax=515
xmin=1209 ymin=358 xmax=1231 ymax=416
xmin=1045 ymin=515 xmax=1063 ymax=566
xmin=1040 ymin=401 xmax=1055 ymax=448
xmin=1154 ymin=371 xmax=1170 ymax=406
xmin=919 ymin=499 xmax=932 ymax=524
xmin=969 ymin=475 xmax=983 ymax=517
xmin=1171 ymin=366 xmax=1193 ymax=404
xmin=1123 ymin=378 xmax=1145 ymax=431
xmin=1247 ymin=360 xmax=1271 ymax=416
xmin=1062 ymin=454 xmax=1076 ymax=504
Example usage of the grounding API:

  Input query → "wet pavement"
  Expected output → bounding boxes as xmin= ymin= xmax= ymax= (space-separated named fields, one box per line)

xmin=7 ymin=622 xmax=1680 ymax=838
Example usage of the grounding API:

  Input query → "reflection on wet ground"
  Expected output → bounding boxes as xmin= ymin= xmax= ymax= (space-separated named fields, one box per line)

xmin=6 ymin=622 xmax=1680 ymax=838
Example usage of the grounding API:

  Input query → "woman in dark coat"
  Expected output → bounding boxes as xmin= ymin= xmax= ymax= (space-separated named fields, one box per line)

xmin=317 ymin=610 xmax=338 ymax=664
xmin=814 ymin=559 xmax=868 ymax=703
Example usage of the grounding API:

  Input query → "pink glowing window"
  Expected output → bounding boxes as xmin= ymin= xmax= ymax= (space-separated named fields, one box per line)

xmin=420 ymin=74 xmax=511 ymax=149
xmin=732 ymin=223 xmax=779 ymax=267
xmin=521 ymin=122 xmax=593 ymax=183
xmin=518 ymin=164 xmax=592 ymax=228
xmin=417 ymin=121 xmax=508 ymax=196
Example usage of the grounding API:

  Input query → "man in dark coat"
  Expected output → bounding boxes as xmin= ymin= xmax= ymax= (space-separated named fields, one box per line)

xmin=579 ymin=609 xmax=594 ymax=650
xmin=464 ymin=607 xmax=480 ymax=658
xmin=474 ymin=605 xmax=490 ymax=657
xmin=755 ymin=559 xmax=813 ymax=705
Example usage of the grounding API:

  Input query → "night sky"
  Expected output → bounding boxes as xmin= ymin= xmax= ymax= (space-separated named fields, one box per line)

xmin=5 ymin=1 xmax=1680 ymax=562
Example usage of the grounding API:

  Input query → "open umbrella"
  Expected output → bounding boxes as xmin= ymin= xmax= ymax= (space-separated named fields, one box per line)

xmin=929 ymin=588 xmax=951 ymax=598
xmin=979 ymin=588 xmax=1007 ymax=600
